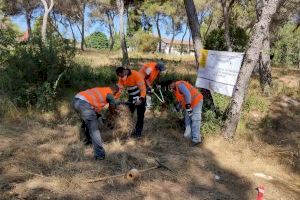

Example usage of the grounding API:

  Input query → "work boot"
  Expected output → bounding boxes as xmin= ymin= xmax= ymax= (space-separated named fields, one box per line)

xmin=191 ymin=137 xmax=204 ymax=147
xmin=95 ymin=155 xmax=105 ymax=160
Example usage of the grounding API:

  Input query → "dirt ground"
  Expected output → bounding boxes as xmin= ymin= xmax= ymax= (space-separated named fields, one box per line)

xmin=1 ymin=54 xmax=299 ymax=200
xmin=1 ymin=94 xmax=299 ymax=200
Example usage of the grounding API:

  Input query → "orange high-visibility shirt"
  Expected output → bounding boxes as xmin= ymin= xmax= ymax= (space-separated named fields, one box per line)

xmin=116 ymin=69 xmax=146 ymax=99
xmin=77 ymin=87 xmax=113 ymax=112
xmin=174 ymin=81 xmax=203 ymax=109
xmin=139 ymin=62 xmax=160 ymax=86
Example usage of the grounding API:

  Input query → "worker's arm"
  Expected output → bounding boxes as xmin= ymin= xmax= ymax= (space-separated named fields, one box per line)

xmin=115 ymin=79 xmax=124 ymax=99
xmin=136 ymin=75 xmax=147 ymax=98
xmin=144 ymin=67 xmax=152 ymax=87
xmin=178 ymin=83 xmax=191 ymax=105
xmin=106 ymin=93 xmax=117 ymax=114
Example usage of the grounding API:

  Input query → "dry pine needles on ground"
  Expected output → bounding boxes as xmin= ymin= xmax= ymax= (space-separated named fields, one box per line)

xmin=100 ymin=105 xmax=134 ymax=141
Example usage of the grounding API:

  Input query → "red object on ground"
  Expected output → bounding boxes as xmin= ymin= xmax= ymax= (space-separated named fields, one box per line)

xmin=256 ymin=185 xmax=265 ymax=200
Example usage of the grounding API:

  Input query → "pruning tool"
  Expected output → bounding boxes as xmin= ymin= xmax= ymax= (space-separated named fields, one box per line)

xmin=152 ymin=87 xmax=165 ymax=104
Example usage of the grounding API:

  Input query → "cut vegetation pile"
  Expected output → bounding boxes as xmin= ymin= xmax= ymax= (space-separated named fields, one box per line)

xmin=100 ymin=104 xmax=134 ymax=140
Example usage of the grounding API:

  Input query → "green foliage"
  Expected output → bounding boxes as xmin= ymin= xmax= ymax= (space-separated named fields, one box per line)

xmin=272 ymin=22 xmax=300 ymax=67
xmin=85 ymin=32 xmax=109 ymax=50
xmin=0 ymin=28 xmax=76 ymax=111
xmin=201 ymin=110 xmax=223 ymax=135
xmin=205 ymin=26 xmax=248 ymax=52
xmin=64 ymin=64 xmax=117 ymax=92
xmin=129 ymin=30 xmax=159 ymax=52
xmin=0 ymin=23 xmax=17 ymax=65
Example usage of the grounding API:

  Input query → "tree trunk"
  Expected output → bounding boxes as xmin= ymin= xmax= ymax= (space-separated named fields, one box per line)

xmin=259 ymin=27 xmax=272 ymax=94
xmin=107 ymin=11 xmax=115 ymax=51
xmin=183 ymin=0 xmax=203 ymax=68
xmin=156 ymin=12 xmax=162 ymax=53
xmin=180 ymin=25 xmax=188 ymax=54
xmin=116 ymin=0 xmax=129 ymax=67
xmin=223 ymin=0 xmax=279 ymax=138
xmin=184 ymin=0 xmax=215 ymax=112
xmin=25 ymin=12 xmax=31 ymax=40
xmin=169 ymin=17 xmax=175 ymax=54
xmin=188 ymin=33 xmax=191 ymax=53
xmin=80 ymin=2 xmax=86 ymax=51
xmin=221 ymin=0 xmax=233 ymax=51
xmin=41 ymin=0 xmax=54 ymax=42
xmin=68 ymin=19 xmax=76 ymax=47
xmin=257 ymin=0 xmax=272 ymax=94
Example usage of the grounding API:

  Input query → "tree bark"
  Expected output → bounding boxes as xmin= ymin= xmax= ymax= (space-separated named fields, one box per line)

xmin=220 ymin=0 xmax=234 ymax=52
xmin=184 ymin=0 xmax=215 ymax=112
xmin=223 ymin=0 xmax=279 ymax=138
xmin=80 ymin=2 xmax=86 ymax=51
xmin=257 ymin=0 xmax=272 ymax=94
xmin=188 ymin=32 xmax=191 ymax=53
xmin=106 ymin=11 xmax=115 ymax=51
xmin=25 ymin=11 xmax=32 ymax=40
xmin=183 ymin=0 xmax=203 ymax=68
xmin=169 ymin=17 xmax=176 ymax=54
xmin=41 ymin=0 xmax=54 ymax=42
xmin=156 ymin=12 xmax=162 ymax=53
xmin=180 ymin=24 xmax=188 ymax=54
xmin=116 ymin=0 xmax=129 ymax=67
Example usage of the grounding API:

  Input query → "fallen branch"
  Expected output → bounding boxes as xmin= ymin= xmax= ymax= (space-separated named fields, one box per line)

xmin=85 ymin=165 xmax=160 ymax=183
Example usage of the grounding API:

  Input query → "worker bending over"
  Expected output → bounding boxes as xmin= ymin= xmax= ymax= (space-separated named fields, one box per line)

xmin=115 ymin=67 xmax=147 ymax=138
xmin=73 ymin=86 xmax=118 ymax=160
xmin=139 ymin=61 xmax=165 ymax=108
xmin=168 ymin=80 xmax=204 ymax=146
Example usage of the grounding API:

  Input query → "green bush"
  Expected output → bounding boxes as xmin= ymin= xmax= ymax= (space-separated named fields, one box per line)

xmin=85 ymin=32 xmax=109 ymax=50
xmin=0 ymin=27 xmax=76 ymax=111
xmin=129 ymin=30 xmax=159 ymax=52
xmin=205 ymin=26 xmax=248 ymax=52
xmin=0 ymin=22 xmax=17 ymax=65
xmin=272 ymin=22 xmax=300 ymax=67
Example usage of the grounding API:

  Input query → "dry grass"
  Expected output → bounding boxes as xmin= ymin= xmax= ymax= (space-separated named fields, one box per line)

xmin=1 ymin=52 xmax=300 ymax=199
xmin=101 ymin=105 xmax=135 ymax=140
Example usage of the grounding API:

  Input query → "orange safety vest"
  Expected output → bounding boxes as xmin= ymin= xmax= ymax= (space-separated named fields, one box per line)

xmin=78 ymin=87 xmax=112 ymax=112
xmin=139 ymin=62 xmax=159 ymax=86
xmin=174 ymin=81 xmax=203 ymax=109
xmin=116 ymin=69 xmax=146 ymax=99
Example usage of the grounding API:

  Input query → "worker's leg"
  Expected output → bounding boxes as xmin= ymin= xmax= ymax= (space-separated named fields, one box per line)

xmin=146 ymin=94 xmax=152 ymax=109
xmin=73 ymin=98 xmax=105 ymax=159
xmin=191 ymin=100 xmax=203 ymax=143
xmin=81 ymin=120 xmax=92 ymax=145
xmin=184 ymin=112 xmax=192 ymax=139
xmin=135 ymin=100 xmax=146 ymax=137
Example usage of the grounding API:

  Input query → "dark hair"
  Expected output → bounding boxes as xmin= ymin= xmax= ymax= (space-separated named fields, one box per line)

xmin=116 ymin=67 xmax=125 ymax=75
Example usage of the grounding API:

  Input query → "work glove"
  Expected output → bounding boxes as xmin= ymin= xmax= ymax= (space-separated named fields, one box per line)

xmin=185 ymin=104 xmax=193 ymax=117
xmin=135 ymin=97 xmax=145 ymax=105
xmin=147 ymin=87 xmax=154 ymax=94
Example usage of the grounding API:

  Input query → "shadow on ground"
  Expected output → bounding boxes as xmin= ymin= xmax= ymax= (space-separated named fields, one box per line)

xmin=0 ymin=109 xmax=254 ymax=200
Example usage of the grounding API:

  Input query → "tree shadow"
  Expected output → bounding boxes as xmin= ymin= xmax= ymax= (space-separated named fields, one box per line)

xmin=257 ymin=96 xmax=300 ymax=173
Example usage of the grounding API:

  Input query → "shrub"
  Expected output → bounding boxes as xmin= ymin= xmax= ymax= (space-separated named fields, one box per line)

xmin=85 ymin=32 xmax=109 ymax=50
xmin=205 ymin=26 xmax=248 ymax=52
xmin=272 ymin=22 xmax=300 ymax=67
xmin=129 ymin=30 xmax=159 ymax=52
xmin=0 ymin=28 xmax=76 ymax=111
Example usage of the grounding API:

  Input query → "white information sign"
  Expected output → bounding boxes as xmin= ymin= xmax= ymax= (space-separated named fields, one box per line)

xmin=195 ymin=50 xmax=244 ymax=97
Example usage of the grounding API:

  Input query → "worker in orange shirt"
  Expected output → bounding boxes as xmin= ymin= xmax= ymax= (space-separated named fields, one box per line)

xmin=73 ymin=86 xmax=118 ymax=160
xmin=139 ymin=61 xmax=165 ymax=108
xmin=115 ymin=67 xmax=147 ymax=138
xmin=168 ymin=80 xmax=204 ymax=146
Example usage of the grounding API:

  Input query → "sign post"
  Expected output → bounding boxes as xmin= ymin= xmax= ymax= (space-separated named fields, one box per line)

xmin=196 ymin=50 xmax=244 ymax=97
